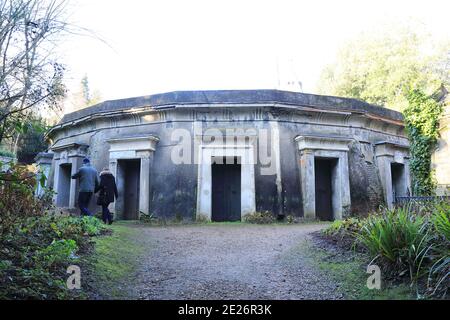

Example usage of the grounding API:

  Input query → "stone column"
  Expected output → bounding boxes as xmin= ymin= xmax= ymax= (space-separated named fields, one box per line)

xmin=376 ymin=155 xmax=394 ymax=209
xmin=69 ymin=156 xmax=82 ymax=208
xmin=404 ymin=159 xmax=412 ymax=196
xmin=139 ymin=151 xmax=153 ymax=215
xmin=241 ymin=146 xmax=256 ymax=218
xmin=34 ymin=152 xmax=54 ymax=197
xmin=337 ymin=152 xmax=351 ymax=219
xmin=197 ymin=147 xmax=212 ymax=220
xmin=53 ymin=158 xmax=61 ymax=203
xmin=300 ymin=149 xmax=315 ymax=219
xmin=109 ymin=159 xmax=118 ymax=214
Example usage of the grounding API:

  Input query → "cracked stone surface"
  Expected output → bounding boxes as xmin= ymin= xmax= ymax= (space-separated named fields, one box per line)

xmin=129 ymin=223 xmax=343 ymax=300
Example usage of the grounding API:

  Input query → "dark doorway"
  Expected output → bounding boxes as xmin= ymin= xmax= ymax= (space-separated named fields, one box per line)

xmin=119 ymin=159 xmax=141 ymax=220
xmin=211 ymin=157 xmax=241 ymax=222
xmin=315 ymin=158 xmax=335 ymax=221
xmin=391 ymin=163 xmax=406 ymax=199
xmin=57 ymin=163 xmax=72 ymax=207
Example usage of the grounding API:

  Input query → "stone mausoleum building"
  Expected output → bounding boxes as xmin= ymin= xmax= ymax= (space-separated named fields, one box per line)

xmin=41 ymin=90 xmax=411 ymax=222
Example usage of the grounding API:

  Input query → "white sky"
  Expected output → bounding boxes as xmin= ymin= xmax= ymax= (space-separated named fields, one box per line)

xmin=58 ymin=0 xmax=450 ymax=112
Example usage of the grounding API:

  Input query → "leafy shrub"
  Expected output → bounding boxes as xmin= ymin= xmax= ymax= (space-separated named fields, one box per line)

xmin=0 ymin=164 xmax=51 ymax=235
xmin=426 ymin=203 xmax=450 ymax=297
xmin=0 ymin=215 xmax=106 ymax=299
xmin=323 ymin=218 xmax=362 ymax=237
xmin=324 ymin=202 xmax=449 ymax=298
xmin=243 ymin=211 xmax=276 ymax=224
xmin=431 ymin=203 xmax=450 ymax=241
xmin=0 ymin=165 xmax=107 ymax=299
xmin=357 ymin=207 xmax=430 ymax=278
xmin=37 ymin=239 xmax=78 ymax=268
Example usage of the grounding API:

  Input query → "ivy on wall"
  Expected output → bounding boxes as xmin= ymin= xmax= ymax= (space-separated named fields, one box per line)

xmin=403 ymin=89 xmax=443 ymax=196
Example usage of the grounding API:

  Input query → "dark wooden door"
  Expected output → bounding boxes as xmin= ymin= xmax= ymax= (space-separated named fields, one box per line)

xmin=124 ymin=160 xmax=140 ymax=220
xmin=315 ymin=158 xmax=333 ymax=221
xmin=212 ymin=161 xmax=241 ymax=222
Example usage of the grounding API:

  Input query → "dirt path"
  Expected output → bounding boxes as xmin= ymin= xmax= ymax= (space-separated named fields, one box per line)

xmin=128 ymin=223 xmax=343 ymax=300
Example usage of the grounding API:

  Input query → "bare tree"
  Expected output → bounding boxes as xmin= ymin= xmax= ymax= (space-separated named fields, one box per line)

xmin=0 ymin=0 xmax=68 ymax=145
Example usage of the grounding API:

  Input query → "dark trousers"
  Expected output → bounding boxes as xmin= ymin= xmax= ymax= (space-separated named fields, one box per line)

xmin=101 ymin=204 xmax=113 ymax=224
xmin=78 ymin=192 xmax=93 ymax=216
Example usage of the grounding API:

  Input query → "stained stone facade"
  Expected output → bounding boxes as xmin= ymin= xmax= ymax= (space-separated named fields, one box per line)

xmin=45 ymin=90 xmax=411 ymax=221
xmin=433 ymin=93 xmax=450 ymax=195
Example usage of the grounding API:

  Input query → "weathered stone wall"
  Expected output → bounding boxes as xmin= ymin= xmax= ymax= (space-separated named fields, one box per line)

xmin=47 ymin=90 xmax=409 ymax=220
xmin=347 ymin=142 xmax=384 ymax=216
xmin=433 ymin=102 xmax=450 ymax=195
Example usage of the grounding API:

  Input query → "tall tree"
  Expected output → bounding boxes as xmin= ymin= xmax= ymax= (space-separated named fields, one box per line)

xmin=66 ymin=74 xmax=102 ymax=113
xmin=317 ymin=24 xmax=450 ymax=111
xmin=15 ymin=115 xmax=48 ymax=164
xmin=0 ymin=0 xmax=68 ymax=145
xmin=317 ymin=23 xmax=449 ymax=195
xmin=81 ymin=74 xmax=90 ymax=105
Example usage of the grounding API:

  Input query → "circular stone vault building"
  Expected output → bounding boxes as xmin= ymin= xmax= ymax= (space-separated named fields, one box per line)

xmin=43 ymin=90 xmax=411 ymax=221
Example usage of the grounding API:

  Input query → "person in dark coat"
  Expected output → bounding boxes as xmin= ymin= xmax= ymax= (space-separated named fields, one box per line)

xmin=72 ymin=158 xmax=99 ymax=216
xmin=95 ymin=167 xmax=118 ymax=224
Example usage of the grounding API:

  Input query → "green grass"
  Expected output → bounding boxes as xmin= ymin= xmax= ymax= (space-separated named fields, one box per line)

xmin=87 ymin=223 xmax=146 ymax=299
xmin=298 ymin=239 xmax=413 ymax=300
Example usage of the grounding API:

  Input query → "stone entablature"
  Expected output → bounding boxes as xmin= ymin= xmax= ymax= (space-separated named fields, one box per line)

xmin=57 ymin=90 xmax=404 ymax=124
xmin=295 ymin=135 xmax=353 ymax=152
xmin=48 ymin=104 xmax=406 ymax=145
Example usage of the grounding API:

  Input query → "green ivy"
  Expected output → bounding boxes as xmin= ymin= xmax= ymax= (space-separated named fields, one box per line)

xmin=403 ymin=89 xmax=443 ymax=196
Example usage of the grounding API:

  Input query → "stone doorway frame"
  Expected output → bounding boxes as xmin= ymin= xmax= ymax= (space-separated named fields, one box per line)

xmin=107 ymin=136 xmax=159 ymax=219
xmin=374 ymin=141 xmax=411 ymax=209
xmin=295 ymin=135 xmax=352 ymax=220
xmin=195 ymin=129 xmax=257 ymax=221
xmin=52 ymin=143 xmax=89 ymax=208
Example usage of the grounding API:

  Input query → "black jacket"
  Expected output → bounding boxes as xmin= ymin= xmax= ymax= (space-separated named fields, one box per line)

xmin=95 ymin=171 xmax=118 ymax=205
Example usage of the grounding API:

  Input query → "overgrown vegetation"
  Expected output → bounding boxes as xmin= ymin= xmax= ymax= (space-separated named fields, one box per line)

xmin=0 ymin=164 xmax=107 ymax=299
xmin=0 ymin=215 xmax=106 ymax=299
xmin=403 ymin=89 xmax=444 ymax=195
xmin=243 ymin=211 xmax=276 ymax=224
xmin=323 ymin=202 xmax=450 ymax=299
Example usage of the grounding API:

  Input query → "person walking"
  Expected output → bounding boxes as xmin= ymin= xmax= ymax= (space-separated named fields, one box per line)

xmin=71 ymin=158 xmax=99 ymax=216
xmin=95 ymin=167 xmax=118 ymax=224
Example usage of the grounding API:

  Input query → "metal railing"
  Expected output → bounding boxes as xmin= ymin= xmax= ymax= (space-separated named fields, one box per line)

xmin=394 ymin=195 xmax=450 ymax=206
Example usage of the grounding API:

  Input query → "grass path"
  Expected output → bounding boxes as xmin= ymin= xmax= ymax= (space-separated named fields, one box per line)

xmin=86 ymin=223 xmax=149 ymax=299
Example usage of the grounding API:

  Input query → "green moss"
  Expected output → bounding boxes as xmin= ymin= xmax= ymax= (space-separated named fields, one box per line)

xmin=88 ymin=223 xmax=146 ymax=299
xmin=298 ymin=240 xmax=413 ymax=300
